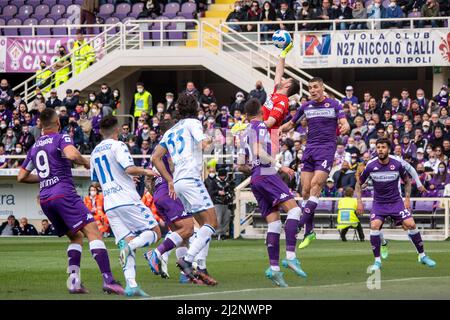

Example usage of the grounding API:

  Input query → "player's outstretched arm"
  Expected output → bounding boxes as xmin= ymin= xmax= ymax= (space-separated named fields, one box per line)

xmin=63 ymin=145 xmax=90 ymax=169
xmin=274 ymin=42 xmax=293 ymax=88
xmin=338 ymin=117 xmax=351 ymax=136
xmin=125 ymin=166 xmax=158 ymax=177
xmin=401 ymin=158 xmax=427 ymax=193
xmin=17 ymin=168 xmax=39 ymax=183
xmin=355 ymin=180 xmax=364 ymax=215
xmin=201 ymin=136 xmax=213 ymax=150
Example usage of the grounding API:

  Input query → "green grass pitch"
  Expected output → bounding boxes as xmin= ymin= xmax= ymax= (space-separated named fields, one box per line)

xmin=1 ymin=237 xmax=450 ymax=300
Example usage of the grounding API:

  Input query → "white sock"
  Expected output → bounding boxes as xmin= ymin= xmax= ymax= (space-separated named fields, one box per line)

xmin=185 ymin=224 xmax=215 ymax=263
xmin=375 ymin=257 xmax=381 ymax=263
xmin=380 ymin=232 xmax=387 ymax=246
xmin=286 ymin=252 xmax=296 ymax=260
xmin=128 ymin=230 xmax=158 ymax=251
xmin=419 ymin=252 xmax=426 ymax=259
xmin=176 ymin=246 xmax=188 ymax=259
xmin=270 ymin=265 xmax=280 ymax=271
xmin=196 ymin=240 xmax=210 ymax=270
xmin=189 ymin=228 xmax=199 ymax=245
xmin=123 ymin=253 xmax=137 ymax=288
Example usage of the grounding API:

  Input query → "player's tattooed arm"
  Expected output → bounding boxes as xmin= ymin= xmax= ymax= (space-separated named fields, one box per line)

xmin=152 ymin=145 xmax=176 ymax=199
xmin=17 ymin=168 xmax=39 ymax=183
xmin=63 ymin=145 xmax=90 ymax=169
xmin=404 ymin=175 xmax=412 ymax=210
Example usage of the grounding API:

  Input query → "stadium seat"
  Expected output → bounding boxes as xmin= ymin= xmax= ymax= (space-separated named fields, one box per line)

xmin=105 ymin=17 xmax=120 ymax=34
xmin=63 ymin=4 xmax=80 ymax=19
xmin=2 ymin=5 xmax=18 ymax=19
xmin=130 ymin=2 xmax=144 ymax=18
xmin=167 ymin=16 xmax=186 ymax=40
xmin=21 ymin=18 xmax=38 ymax=36
xmin=32 ymin=4 xmax=50 ymax=20
xmin=163 ymin=3 xmax=180 ymax=19
xmin=53 ymin=18 xmax=69 ymax=35
xmin=0 ymin=0 xmax=10 ymax=7
xmin=98 ymin=3 xmax=115 ymax=20
xmin=4 ymin=18 xmax=21 ymax=36
xmin=13 ymin=0 xmax=26 ymax=6
xmin=59 ymin=0 xmax=73 ymax=7
xmin=16 ymin=5 xmax=34 ymax=21
xmin=151 ymin=17 xmax=170 ymax=40
xmin=177 ymin=2 xmax=196 ymax=19
xmin=26 ymin=0 xmax=42 ymax=7
xmin=408 ymin=11 xmax=421 ymax=17
xmin=73 ymin=0 xmax=83 ymax=5
xmin=413 ymin=200 xmax=435 ymax=229
xmin=48 ymin=4 xmax=66 ymax=21
xmin=37 ymin=18 xmax=54 ymax=36
xmin=115 ymin=3 xmax=131 ymax=20
xmin=45 ymin=0 xmax=58 ymax=6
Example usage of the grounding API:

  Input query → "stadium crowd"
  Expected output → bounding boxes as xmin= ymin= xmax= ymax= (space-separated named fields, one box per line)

xmin=226 ymin=0 xmax=450 ymax=31
xmin=2 ymin=76 xmax=450 ymax=198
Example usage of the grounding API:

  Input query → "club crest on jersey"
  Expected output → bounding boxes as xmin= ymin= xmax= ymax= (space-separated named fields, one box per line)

xmin=324 ymin=103 xmax=330 ymax=108
xmin=373 ymin=167 xmax=379 ymax=170
xmin=390 ymin=165 xmax=395 ymax=170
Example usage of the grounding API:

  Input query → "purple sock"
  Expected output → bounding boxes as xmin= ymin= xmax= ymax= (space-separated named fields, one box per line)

xmin=266 ymin=232 xmax=280 ymax=267
xmin=67 ymin=244 xmax=81 ymax=272
xmin=285 ymin=219 xmax=300 ymax=252
xmin=408 ymin=230 xmax=424 ymax=254
xmin=302 ymin=200 xmax=317 ymax=235
xmin=157 ymin=238 xmax=176 ymax=256
xmin=90 ymin=240 xmax=114 ymax=284
xmin=370 ymin=232 xmax=381 ymax=258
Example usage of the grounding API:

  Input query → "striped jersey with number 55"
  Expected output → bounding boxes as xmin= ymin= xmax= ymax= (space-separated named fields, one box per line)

xmin=90 ymin=139 xmax=142 ymax=211
xmin=159 ymin=118 xmax=206 ymax=183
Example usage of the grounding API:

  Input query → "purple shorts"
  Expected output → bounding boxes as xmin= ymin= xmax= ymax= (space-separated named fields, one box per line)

xmin=301 ymin=146 xmax=334 ymax=173
xmin=154 ymin=194 xmax=191 ymax=224
xmin=251 ymin=174 xmax=294 ymax=218
xmin=370 ymin=200 xmax=412 ymax=226
xmin=40 ymin=195 xmax=95 ymax=237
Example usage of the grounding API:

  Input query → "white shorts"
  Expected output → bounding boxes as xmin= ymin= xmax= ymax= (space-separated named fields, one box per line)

xmin=174 ymin=178 xmax=214 ymax=214
xmin=106 ymin=203 xmax=158 ymax=244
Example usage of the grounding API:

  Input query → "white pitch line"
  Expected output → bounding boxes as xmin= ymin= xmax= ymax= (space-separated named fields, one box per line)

xmin=140 ymin=275 xmax=450 ymax=300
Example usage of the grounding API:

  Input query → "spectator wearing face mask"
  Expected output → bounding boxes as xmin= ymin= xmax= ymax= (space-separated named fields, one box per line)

xmin=276 ymin=1 xmax=296 ymax=31
xmin=322 ymin=178 xmax=338 ymax=197
xmin=77 ymin=111 xmax=92 ymax=145
xmin=97 ymin=84 xmax=113 ymax=116
xmin=8 ymin=143 xmax=25 ymax=168
xmin=164 ymin=92 xmax=176 ymax=115
xmin=0 ymin=101 xmax=12 ymax=126
xmin=433 ymin=85 xmax=449 ymax=108
xmin=363 ymin=120 xmax=378 ymax=144
xmin=85 ymin=91 xmax=98 ymax=108
xmin=62 ymin=89 xmax=79 ymax=114
xmin=230 ymin=91 xmax=246 ymax=116
xmin=35 ymin=60 xmax=52 ymax=96
xmin=133 ymin=82 xmax=153 ymax=119
xmin=249 ymin=81 xmax=267 ymax=105
xmin=84 ymin=185 xmax=110 ymax=236
xmin=401 ymin=135 xmax=417 ymax=158
xmin=415 ymin=88 xmax=428 ymax=109
xmin=62 ymin=116 xmax=84 ymax=150
xmin=2 ymin=128 xmax=16 ymax=153
xmin=424 ymin=151 xmax=441 ymax=173
xmin=259 ymin=1 xmax=277 ymax=41
xmin=427 ymin=163 xmax=450 ymax=196
xmin=30 ymin=90 xmax=45 ymax=115
xmin=154 ymin=103 xmax=166 ymax=121
xmin=382 ymin=0 xmax=404 ymax=28
xmin=227 ymin=1 xmax=247 ymax=32
xmin=54 ymin=45 xmax=70 ymax=87
xmin=111 ymin=88 xmax=120 ymax=112
xmin=46 ymin=89 xmax=62 ymax=109
xmin=334 ymin=142 xmax=351 ymax=170
xmin=0 ymin=79 xmax=14 ymax=108
xmin=217 ymin=106 xmax=232 ymax=129
xmin=345 ymin=136 xmax=360 ymax=155
xmin=18 ymin=124 xmax=34 ymax=152
xmin=352 ymin=131 xmax=367 ymax=154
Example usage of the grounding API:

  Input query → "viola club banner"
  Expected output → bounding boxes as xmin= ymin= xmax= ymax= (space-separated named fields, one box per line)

xmin=294 ymin=29 xmax=450 ymax=68
xmin=0 ymin=35 xmax=105 ymax=73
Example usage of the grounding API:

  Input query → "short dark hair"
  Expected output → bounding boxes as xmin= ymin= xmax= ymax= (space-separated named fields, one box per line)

xmin=177 ymin=94 xmax=198 ymax=119
xmin=309 ymin=77 xmax=323 ymax=84
xmin=344 ymin=187 xmax=354 ymax=197
xmin=376 ymin=137 xmax=391 ymax=149
xmin=41 ymin=219 xmax=49 ymax=223
xmin=39 ymin=108 xmax=58 ymax=128
xmin=99 ymin=115 xmax=118 ymax=136
xmin=287 ymin=78 xmax=300 ymax=97
xmin=160 ymin=119 xmax=176 ymax=135
xmin=244 ymin=98 xmax=261 ymax=117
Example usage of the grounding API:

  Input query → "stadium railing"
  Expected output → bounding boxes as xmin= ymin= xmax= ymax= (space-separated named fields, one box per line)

xmin=224 ymin=16 xmax=450 ymax=46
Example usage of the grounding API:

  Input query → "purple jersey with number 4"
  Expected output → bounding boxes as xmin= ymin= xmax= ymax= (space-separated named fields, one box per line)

xmin=22 ymin=133 xmax=77 ymax=200
xmin=359 ymin=155 xmax=412 ymax=224
xmin=292 ymin=98 xmax=345 ymax=172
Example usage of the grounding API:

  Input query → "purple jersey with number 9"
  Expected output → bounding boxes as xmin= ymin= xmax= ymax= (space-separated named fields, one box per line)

xmin=22 ymin=133 xmax=77 ymax=201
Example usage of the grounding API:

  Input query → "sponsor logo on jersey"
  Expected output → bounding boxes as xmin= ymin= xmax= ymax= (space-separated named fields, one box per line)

xmin=369 ymin=171 xmax=399 ymax=182
xmin=304 ymin=108 xmax=336 ymax=119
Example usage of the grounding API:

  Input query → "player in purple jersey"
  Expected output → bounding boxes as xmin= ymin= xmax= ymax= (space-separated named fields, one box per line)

xmin=356 ymin=138 xmax=436 ymax=271
xmin=238 ymin=99 xmax=307 ymax=287
xmin=281 ymin=77 xmax=350 ymax=249
xmin=17 ymin=108 xmax=124 ymax=295
xmin=144 ymin=120 xmax=218 ymax=285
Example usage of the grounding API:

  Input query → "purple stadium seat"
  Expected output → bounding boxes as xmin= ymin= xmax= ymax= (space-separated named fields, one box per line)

xmin=114 ymin=2 xmax=131 ymax=20
xmin=17 ymin=5 xmax=34 ymax=19
xmin=98 ymin=3 xmax=114 ymax=20
xmin=122 ymin=16 xmax=134 ymax=24
xmin=0 ymin=18 xmax=5 ymax=26
xmin=177 ymin=2 xmax=196 ymax=19
xmin=0 ymin=0 xmax=10 ymax=7
xmin=131 ymin=2 xmax=144 ymax=18
xmin=73 ymin=0 xmax=83 ymax=5
xmin=5 ymin=18 xmax=22 ymax=36
xmin=32 ymin=4 xmax=50 ymax=20
xmin=63 ymin=4 xmax=80 ymax=18
xmin=105 ymin=17 xmax=120 ymax=34
xmin=21 ymin=17 xmax=38 ymax=35
xmin=2 ymin=5 xmax=18 ymax=19
xmin=36 ymin=17 xmax=54 ymax=36
xmin=53 ymin=18 xmax=68 ymax=35
xmin=13 ymin=0 xmax=26 ymax=6
xmin=151 ymin=17 xmax=169 ymax=40
xmin=26 ymin=0 xmax=42 ymax=7
xmin=408 ymin=11 xmax=421 ymax=17
xmin=45 ymin=0 xmax=58 ymax=6
xmin=163 ymin=3 xmax=180 ymax=19
xmin=316 ymin=200 xmax=333 ymax=213
xmin=58 ymin=0 xmax=73 ymax=7
xmin=414 ymin=201 xmax=435 ymax=213
xmin=167 ymin=16 xmax=186 ymax=40
xmin=48 ymin=4 xmax=66 ymax=20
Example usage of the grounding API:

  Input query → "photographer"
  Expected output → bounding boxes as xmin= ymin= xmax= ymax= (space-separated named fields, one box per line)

xmin=206 ymin=168 xmax=235 ymax=240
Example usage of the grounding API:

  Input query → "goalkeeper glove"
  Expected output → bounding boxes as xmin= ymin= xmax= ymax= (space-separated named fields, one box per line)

xmin=280 ymin=42 xmax=293 ymax=59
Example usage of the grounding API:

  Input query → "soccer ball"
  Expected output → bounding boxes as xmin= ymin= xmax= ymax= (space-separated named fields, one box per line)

xmin=272 ymin=30 xmax=292 ymax=49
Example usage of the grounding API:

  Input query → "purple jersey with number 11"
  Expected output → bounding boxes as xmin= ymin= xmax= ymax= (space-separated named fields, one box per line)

xmin=21 ymin=132 xmax=94 ymax=237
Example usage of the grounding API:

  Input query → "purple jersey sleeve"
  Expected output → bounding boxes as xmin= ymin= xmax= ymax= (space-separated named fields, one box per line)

xmin=335 ymin=103 xmax=346 ymax=119
xmin=359 ymin=165 xmax=370 ymax=185
xmin=59 ymin=134 xmax=74 ymax=150
xmin=291 ymin=105 xmax=304 ymax=124
xmin=21 ymin=151 xmax=35 ymax=172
